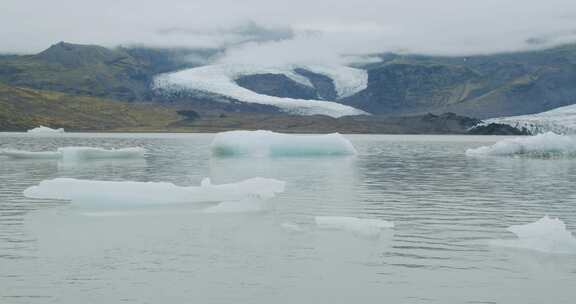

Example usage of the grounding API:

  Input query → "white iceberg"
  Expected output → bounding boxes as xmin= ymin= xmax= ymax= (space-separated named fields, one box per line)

xmin=153 ymin=64 xmax=368 ymax=118
xmin=465 ymin=132 xmax=576 ymax=157
xmin=315 ymin=216 xmax=394 ymax=238
xmin=492 ymin=216 xmax=576 ymax=255
xmin=479 ymin=104 xmax=576 ymax=135
xmin=27 ymin=126 xmax=65 ymax=134
xmin=0 ymin=147 xmax=145 ymax=161
xmin=211 ymin=130 xmax=357 ymax=157
xmin=23 ymin=177 xmax=285 ymax=209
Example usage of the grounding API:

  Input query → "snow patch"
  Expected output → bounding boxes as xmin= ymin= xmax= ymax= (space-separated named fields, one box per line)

xmin=492 ymin=216 xmax=576 ymax=255
xmin=481 ymin=104 xmax=576 ymax=135
xmin=465 ymin=132 xmax=576 ymax=157
xmin=23 ymin=177 xmax=285 ymax=210
xmin=153 ymin=64 xmax=368 ymax=118
xmin=211 ymin=130 xmax=357 ymax=157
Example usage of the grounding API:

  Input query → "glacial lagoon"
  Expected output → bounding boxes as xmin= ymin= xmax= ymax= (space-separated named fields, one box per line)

xmin=1 ymin=132 xmax=575 ymax=303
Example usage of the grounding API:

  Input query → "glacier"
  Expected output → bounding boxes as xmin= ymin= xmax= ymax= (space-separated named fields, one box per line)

xmin=153 ymin=64 xmax=368 ymax=118
xmin=465 ymin=132 xmax=576 ymax=157
xmin=27 ymin=126 xmax=65 ymax=134
xmin=492 ymin=216 xmax=576 ymax=255
xmin=23 ymin=177 xmax=285 ymax=210
xmin=1 ymin=147 xmax=145 ymax=161
xmin=315 ymin=216 xmax=394 ymax=238
xmin=211 ymin=130 xmax=357 ymax=157
xmin=480 ymin=104 xmax=576 ymax=134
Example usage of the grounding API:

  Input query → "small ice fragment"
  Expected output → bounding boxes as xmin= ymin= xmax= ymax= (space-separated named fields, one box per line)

xmin=0 ymin=147 xmax=145 ymax=161
xmin=465 ymin=132 xmax=576 ymax=157
xmin=492 ymin=216 xmax=576 ymax=254
xmin=27 ymin=126 xmax=65 ymax=134
xmin=211 ymin=130 xmax=357 ymax=157
xmin=281 ymin=222 xmax=305 ymax=233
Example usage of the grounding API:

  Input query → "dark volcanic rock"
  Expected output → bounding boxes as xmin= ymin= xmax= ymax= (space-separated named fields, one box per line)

xmin=235 ymin=73 xmax=317 ymax=99
xmin=294 ymin=68 xmax=337 ymax=100
xmin=467 ymin=123 xmax=531 ymax=135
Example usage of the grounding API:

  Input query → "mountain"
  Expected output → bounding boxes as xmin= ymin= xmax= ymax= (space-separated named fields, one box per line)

xmin=3 ymin=41 xmax=576 ymax=121
xmin=343 ymin=45 xmax=576 ymax=118
xmin=0 ymin=83 xmax=180 ymax=131
xmin=0 ymin=42 xmax=215 ymax=101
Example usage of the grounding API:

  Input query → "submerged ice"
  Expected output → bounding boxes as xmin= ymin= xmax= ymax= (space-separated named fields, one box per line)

xmin=0 ymin=147 xmax=145 ymax=161
xmin=493 ymin=216 xmax=576 ymax=254
xmin=211 ymin=130 xmax=357 ymax=157
xmin=315 ymin=216 xmax=394 ymax=238
xmin=465 ymin=132 xmax=576 ymax=157
xmin=23 ymin=177 xmax=285 ymax=211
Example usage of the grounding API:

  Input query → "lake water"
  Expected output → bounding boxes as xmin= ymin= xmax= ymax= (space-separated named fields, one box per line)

xmin=1 ymin=133 xmax=575 ymax=303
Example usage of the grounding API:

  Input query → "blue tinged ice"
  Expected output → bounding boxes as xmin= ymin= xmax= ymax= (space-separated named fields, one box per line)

xmin=211 ymin=130 xmax=357 ymax=157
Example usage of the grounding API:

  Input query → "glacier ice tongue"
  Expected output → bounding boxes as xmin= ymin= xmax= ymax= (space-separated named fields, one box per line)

xmin=492 ymin=216 xmax=576 ymax=255
xmin=465 ymin=132 xmax=576 ymax=157
xmin=478 ymin=104 xmax=576 ymax=135
xmin=152 ymin=64 xmax=368 ymax=118
xmin=23 ymin=177 xmax=285 ymax=209
xmin=211 ymin=130 xmax=357 ymax=157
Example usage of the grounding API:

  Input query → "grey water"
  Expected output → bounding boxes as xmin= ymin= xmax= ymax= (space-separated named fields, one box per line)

xmin=1 ymin=133 xmax=575 ymax=304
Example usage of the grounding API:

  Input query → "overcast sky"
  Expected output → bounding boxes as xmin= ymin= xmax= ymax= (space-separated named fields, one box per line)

xmin=2 ymin=0 xmax=576 ymax=64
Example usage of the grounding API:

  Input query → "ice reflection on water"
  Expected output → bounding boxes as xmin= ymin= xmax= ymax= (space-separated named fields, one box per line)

xmin=1 ymin=133 xmax=575 ymax=303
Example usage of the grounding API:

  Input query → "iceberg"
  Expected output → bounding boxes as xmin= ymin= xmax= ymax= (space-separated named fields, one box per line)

xmin=23 ymin=177 xmax=285 ymax=209
xmin=315 ymin=216 xmax=394 ymax=238
xmin=493 ymin=216 xmax=576 ymax=255
xmin=479 ymin=104 xmax=576 ymax=135
xmin=0 ymin=147 xmax=145 ymax=161
xmin=153 ymin=64 xmax=368 ymax=118
xmin=27 ymin=126 xmax=65 ymax=134
xmin=211 ymin=130 xmax=357 ymax=157
xmin=465 ymin=132 xmax=576 ymax=157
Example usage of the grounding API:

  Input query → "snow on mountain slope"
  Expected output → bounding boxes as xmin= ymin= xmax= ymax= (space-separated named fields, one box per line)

xmin=153 ymin=64 xmax=368 ymax=118
xmin=482 ymin=104 xmax=576 ymax=134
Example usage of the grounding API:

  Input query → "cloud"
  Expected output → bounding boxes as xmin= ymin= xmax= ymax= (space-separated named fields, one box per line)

xmin=1 ymin=0 xmax=576 ymax=65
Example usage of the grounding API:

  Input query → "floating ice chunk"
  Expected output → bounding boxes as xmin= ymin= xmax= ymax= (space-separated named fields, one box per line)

xmin=281 ymin=222 xmax=305 ymax=233
xmin=27 ymin=126 xmax=65 ymax=134
xmin=0 ymin=147 xmax=145 ymax=161
xmin=211 ymin=130 xmax=357 ymax=157
xmin=0 ymin=149 xmax=61 ymax=159
xmin=465 ymin=132 xmax=576 ymax=157
xmin=315 ymin=216 xmax=394 ymax=238
xmin=23 ymin=177 xmax=285 ymax=208
xmin=203 ymin=197 xmax=271 ymax=213
xmin=492 ymin=216 xmax=576 ymax=255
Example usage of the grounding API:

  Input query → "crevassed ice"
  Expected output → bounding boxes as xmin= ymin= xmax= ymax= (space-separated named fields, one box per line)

xmin=211 ymin=130 xmax=357 ymax=157
xmin=0 ymin=147 xmax=145 ymax=161
xmin=479 ymin=104 xmax=576 ymax=135
xmin=23 ymin=177 xmax=286 ymax=211
xmin=465 ymin=132 xmax=576 ymax=157
xmin=315 ymin=216 xmax=394 ymax=238
xmin=152 ymin=64 xmax=368 ymax=118
xmin=492 ymin=216 xmax=576 ymax=255
xmin=27 ymin=126 xmax=65 ymax=134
